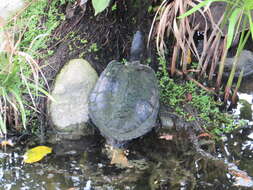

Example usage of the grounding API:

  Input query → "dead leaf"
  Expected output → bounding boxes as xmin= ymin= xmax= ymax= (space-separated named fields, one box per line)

xmin=230 ymin=170 xmax=251 ymax=181
xmin=185 ymin=93 xmax=192 ymax=101
xmin=197 ymin=133 xmax=212 ymax=139
xmin=186 ymin=48 xmax=192 ymax=64
xmin=1 ymin=139 xmax=14 ymax=148
xmin=159 ymin=133 xmax=173 ymax=140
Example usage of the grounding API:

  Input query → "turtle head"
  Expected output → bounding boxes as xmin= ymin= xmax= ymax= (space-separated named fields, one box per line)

xmin=130 ymin=31 xmax=144 ymax=62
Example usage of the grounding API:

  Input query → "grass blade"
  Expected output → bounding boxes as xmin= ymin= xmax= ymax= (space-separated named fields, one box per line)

xmin=9 ymin=89 xmax=26 ymax=129
xmin=27 ymin=83 xmax=56 ymax=102
xmin=177 ymin=0 xmax=221 ymax=19
xmin=226 ymin=8 xmax=241 ymax=49
xmin=247 ymin=10 xmax=253 ymax=40
xmin=232 ymin=69 xmax=243 ymax=104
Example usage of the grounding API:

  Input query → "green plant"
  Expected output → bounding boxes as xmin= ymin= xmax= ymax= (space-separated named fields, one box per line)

xmin=92 ymin=0 xmax=110 ymax=16
xmin=111 ymin=3 xmax=117 ymax=11
xmin=158 ymin=57 xmax=238 ymax=136
xmin=0 ymin=0 xmax=63 ymax=135
xmin=0 ymin=44 xmax=52 ymax=136
xmin=148 ymin=0 xmax=219 ymax=76
xmin=16 ymin=0 xmax=66 ymax=56
xmin=178 ymin=0 xmax=253 ymax=101
xmin=151 ymin=0 xmax=253 ymax=105
xmin=88 ymin=43 xmax=99 ymax=52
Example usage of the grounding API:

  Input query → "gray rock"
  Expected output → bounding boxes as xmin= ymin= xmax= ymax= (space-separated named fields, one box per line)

xmin=223 ymin=50 xmax=253 ymax=78
xmin=48 ymin=59 xmax=98 ymax=139
xmin=159 ymin=104 xmax=175 ymax=130
xmin=158 ymin=104 xmax=204 ymax=134
xmin=0 ymin=0 xmax=24 ymax=20
xmin=194 ymin=2 xmax=252 ymax=35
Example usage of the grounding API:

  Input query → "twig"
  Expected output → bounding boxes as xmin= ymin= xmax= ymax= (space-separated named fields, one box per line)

xmin=176 ymin=69 xmax=216 ymax=93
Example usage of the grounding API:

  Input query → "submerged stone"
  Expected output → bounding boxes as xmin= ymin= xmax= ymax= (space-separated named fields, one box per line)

xmin=48 ymin=59 xmax=98 ymax=139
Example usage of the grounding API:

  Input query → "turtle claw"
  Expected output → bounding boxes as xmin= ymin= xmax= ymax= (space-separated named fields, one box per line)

xmin=110 ymin=148 xmax=132 ymax=168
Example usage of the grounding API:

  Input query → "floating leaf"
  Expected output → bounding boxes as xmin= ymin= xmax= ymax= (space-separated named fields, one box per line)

xmin=23 ymin=146 xmax=52 ymax=163
xmin=159 ymin=133 xmax=173 ymax=140
xmin=1 ymin=139 xmax=14 ymax=147
xmin=92 ymin=0 xmax=110 ymax=16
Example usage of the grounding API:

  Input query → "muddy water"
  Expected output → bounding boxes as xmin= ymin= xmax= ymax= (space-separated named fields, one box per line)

xmin=0 ymin=128 xmax=252 ymax=190
xmin=1 ymin=80 xmax=253 ymax=190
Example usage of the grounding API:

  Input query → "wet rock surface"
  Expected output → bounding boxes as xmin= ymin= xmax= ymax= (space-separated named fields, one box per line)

xmin=48 ymin=59 xmax=98 ymax=139
xmin=159 ymin=103 xmax=204 ymax=134
xmin=223 ymin=50 xmax=253 ymax=78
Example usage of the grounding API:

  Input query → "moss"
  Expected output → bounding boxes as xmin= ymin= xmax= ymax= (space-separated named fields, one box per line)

xmin=157 ymin=57 xmax=239 ymax=137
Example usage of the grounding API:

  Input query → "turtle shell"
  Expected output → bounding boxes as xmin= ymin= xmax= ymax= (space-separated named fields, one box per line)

xmin=89 ymin=60 xmax=159 ymax=142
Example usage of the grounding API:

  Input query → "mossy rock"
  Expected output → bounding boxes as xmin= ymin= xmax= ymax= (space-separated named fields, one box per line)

xmin=48 ymin=59 xmax=98 ymax=139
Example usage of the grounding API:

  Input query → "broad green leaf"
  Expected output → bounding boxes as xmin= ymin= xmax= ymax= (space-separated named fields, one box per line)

xmin=244 ymin=0 xmax=253 ymax=10
xmin=226 ymin=8 xmax=241 ymax=49
xmin=92 ymin=0 xmax=110 ymax=16
xmin=23 ymin=146 xmax=52 ymax=163
xmin=178 ymin=0 xmax=222 ymax=19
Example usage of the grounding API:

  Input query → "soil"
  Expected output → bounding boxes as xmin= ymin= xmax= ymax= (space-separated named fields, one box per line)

xmin=41 ymin=0 xmax=157 ymax=86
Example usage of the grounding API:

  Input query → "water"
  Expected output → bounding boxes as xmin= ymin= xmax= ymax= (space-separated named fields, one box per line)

xmin=0 ymin=128 xmax=252 ymax=190
xmin=0 ymin=80 xmax=253 ymax=190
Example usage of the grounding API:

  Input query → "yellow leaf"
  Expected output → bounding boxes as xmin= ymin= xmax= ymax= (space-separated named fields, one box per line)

xmin=186 ymin=48 xmax=192 ymax=64
xmin=23 ymin=146 xmax=52 ymax=164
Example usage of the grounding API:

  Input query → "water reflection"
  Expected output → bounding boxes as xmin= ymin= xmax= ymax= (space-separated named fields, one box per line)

xmin=0 ymin=129 xmax=252 ymax=190
xmin=0 ymin=79 xmax=253 ymax=189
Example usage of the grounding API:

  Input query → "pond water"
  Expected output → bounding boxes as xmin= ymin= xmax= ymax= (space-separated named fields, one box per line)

xmin=1 ymin=79 xmax=253 ymax=190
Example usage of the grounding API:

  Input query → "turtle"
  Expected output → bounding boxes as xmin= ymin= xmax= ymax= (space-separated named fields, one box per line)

xmin=88 ymin=31 xmax=159 ymax=165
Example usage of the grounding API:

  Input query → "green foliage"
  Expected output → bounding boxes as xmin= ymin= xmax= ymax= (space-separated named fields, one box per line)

xmin=0 ymin=0 xmax=65 ymax=135
xmin=88 ymin=43 xmax=99 ymax=52
xmin=178 ymin=0 xmax=219 ymax=19
xmin=178 ymin=0 xmax=253 ymax=49
xmin=111 ymin=3 xmax=117 ymax=11
xmin=158 ymin=58 xmax=238 ymax=136
xmin=16 ymin=0 xmax=66 ymax=55
xmin=92 ymin=0 xmax=111 ymax=16
xmin=0 ymin=53 xmax=26 ymax=134
xmin=178 ymin=0 xmax=253 ymax=100
xmin=227 ymin=8 xmax=241 ymax=49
